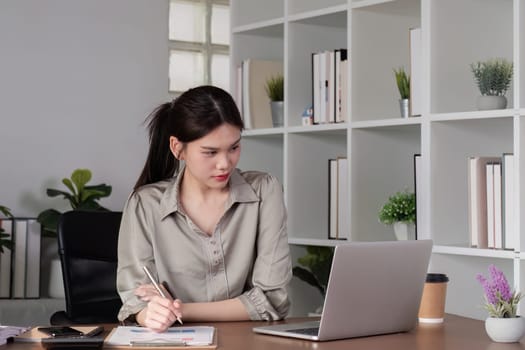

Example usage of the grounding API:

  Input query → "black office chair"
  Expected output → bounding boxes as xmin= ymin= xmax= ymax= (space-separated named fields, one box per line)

xmin=50 ymin=210 xmax=123 ymax=325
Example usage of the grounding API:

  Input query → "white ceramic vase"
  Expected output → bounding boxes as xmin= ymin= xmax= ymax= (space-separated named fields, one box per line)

xmin=393 ymin=222 xmax=415 ymax=240
xmin=485 ymin=317 xmax=525 ymax=343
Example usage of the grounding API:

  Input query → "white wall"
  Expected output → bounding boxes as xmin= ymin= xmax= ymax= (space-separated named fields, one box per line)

xmin=0 ymin=0 xmax=169 ymax=217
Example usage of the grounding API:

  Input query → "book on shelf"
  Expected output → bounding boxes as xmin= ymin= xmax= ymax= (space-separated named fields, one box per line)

xmin=0 ymin=217 xmax=41 ymax=299
xmin=328 ymin=159 xmax=338 ymax=239
xmin=337 ymin=157 xmax=349 ymax=240
xmin=502 ymin=153 xmax=515 ymax=250
xmin=312 ymin=52 xmax=321 ymax=125
xmin=312 ymin=49 xmax=348 ymax=125
xmin=338 ymin=51 xmax=348 ymax=123
xmin=240 ymin=59 xmax=283 ymax=129
xmin=409 ymin=27 xmax=422 ymax=116
xmin=12 ymin=219 xmax=27 ymax=298
xmin=0 ymin=218 xmax=13 ymax=298
xmin=492 ymin=163 xmax=502 ymax=249
xmin=413 ymin=154 xmax=422 ymax=239
xmin=467 ymin=156 xmax=500 ymax=249
xmin=335 ymin=48 xmax=348 ymax=123
xmin=235 ymin=65 xmax=243 ymax=118
xmin=485 ymin=163 xmax=498 ymax=248
xmin=25 ymin=219 xmax=41 ymax=298
xmin=328 ymin=157 xmax=349 ymax=240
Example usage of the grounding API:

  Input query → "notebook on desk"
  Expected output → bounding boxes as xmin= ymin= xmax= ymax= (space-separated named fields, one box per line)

xmin=253 ymin=239 xmax=433 ymax=341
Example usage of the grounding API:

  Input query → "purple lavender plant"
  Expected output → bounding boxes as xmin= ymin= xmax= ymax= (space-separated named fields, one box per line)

xmin=476 ymin=264 xmax=523 ymax=318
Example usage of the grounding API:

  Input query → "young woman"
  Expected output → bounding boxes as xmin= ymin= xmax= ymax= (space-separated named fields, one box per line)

xmin=116 ymin=86 xmax=292 ymax=332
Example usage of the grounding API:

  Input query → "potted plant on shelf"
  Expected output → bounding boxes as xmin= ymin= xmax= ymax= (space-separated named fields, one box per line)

xmin=477 ymin=264 xmax=525 ymax=343
xmin=393 ymin=67 xmax=410 ymax=118
xmin=264 ymin=74 xmax=284 ymax=127
xmin=470 ymin=58 xmax=513 ymax=110
xmin=0 ymin=205 xmax=13 ymax=254
xmin=37 ymin=168 xmax=112 ymax=298
xmin=378 ymin=190 xmax=416 ymax=240
xmin=292 ymin=246 xmax=334 ymax=314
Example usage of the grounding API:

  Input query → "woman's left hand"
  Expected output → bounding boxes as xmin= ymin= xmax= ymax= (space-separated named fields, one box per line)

xmin=134 ymin=283 xmax=162 ymax=302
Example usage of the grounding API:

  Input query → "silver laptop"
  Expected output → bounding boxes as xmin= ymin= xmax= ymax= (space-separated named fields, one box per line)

xmin=253 ymin=240 xmax=433 ymax=341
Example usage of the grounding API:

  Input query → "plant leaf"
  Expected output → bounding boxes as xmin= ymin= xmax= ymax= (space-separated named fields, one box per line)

xmin=293 ymin=266 xmax=325 ymax=296
xmin=61 ymin=178 xmax=76 ymax=196
xmin=0 ymin=205 xmax=12 ymax=218
xmin=46 ymin=188 xmax=73 ymax=200
xmin=37 ymin=208 xmax=61 ymax=237
xmin=71 ymin=168 xmax=92 ymax=193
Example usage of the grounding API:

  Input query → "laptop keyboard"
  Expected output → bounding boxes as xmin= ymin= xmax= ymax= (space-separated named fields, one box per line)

xmin=286 ymin=327 xmax=319 ymax=336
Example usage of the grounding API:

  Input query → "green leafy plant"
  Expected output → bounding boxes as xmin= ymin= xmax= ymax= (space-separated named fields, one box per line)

xmin=264 ymin=74 xmax=284 ymax=101
xmin=378 ymin=191 xmax=416 ymax=225
xmin=37 ymin=168 xmax=112 ymax=237
xmin=0 ymin=205 xmax=13 ymax=253
xmin=470 ymin=58 xmax=513 ymax=96
xmin=292 ymin=246 xmax=334 ymax=297
xmin=477 ymin=264 xmax=522 ymax=318
xmin=393 ymin=67 xmax=410 ymax=99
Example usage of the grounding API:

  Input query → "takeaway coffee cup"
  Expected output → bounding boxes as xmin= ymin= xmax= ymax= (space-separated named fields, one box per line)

xmin=418 ymin=273 xmax=449 ymax=323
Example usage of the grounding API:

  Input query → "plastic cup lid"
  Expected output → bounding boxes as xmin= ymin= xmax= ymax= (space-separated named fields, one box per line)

xmin=426 ymin=273 xmax=449 ymax=283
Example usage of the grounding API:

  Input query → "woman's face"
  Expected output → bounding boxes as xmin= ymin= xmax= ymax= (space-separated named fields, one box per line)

xmin=175 ymin=123 xmax=242 ymax=190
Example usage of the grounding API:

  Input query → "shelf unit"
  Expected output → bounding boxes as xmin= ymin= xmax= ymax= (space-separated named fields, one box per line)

xmin=231 ymin=0 xmax=525 ymax=320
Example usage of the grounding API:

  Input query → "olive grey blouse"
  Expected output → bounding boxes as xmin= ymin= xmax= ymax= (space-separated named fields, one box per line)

xmin=116 ymin=168 xmax=292 ymax=322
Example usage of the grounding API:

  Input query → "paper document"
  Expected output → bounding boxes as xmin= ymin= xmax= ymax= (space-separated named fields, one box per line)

xmin=106 ymin=326 xmax=215 ymax=346
xmin=0 ymin=325 xmax=30 ymax=345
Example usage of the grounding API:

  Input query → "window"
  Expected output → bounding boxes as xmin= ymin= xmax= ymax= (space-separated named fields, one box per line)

xmin=168 ymin=0 xmax=230 ymax=94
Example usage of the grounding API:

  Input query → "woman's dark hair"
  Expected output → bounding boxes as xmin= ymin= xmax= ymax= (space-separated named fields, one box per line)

xmin=134 ymin=85 xmax=244 ymax=190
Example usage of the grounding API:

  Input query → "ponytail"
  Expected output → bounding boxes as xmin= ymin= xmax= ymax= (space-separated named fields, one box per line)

xmin=133 ymin=103 xmax=180 ymax=190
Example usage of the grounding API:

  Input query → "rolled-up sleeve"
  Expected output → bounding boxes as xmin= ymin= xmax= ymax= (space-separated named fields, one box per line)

xmin=238 ymin=174 xmax=292 ymax=320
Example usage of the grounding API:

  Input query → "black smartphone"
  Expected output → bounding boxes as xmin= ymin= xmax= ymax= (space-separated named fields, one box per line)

xmin=37 ymin=326 xmax=84 ymax=338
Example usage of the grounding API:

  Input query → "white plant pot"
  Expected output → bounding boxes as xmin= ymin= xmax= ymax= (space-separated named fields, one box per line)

xmin=476 ymin=95 xmax=507 ymax=110
xmin=485 ymin=317 xmax=525 ymax=343
xmin=393 ymin=222 xmax=415 ymax=240
xmin=48 ymin=258 xmax=65 ymax=299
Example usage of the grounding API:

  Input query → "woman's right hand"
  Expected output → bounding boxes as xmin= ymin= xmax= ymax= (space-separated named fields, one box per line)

xmin=134 ymin=284 xmax=183 ymax=332
xmin=138 ymin=296 xmax=183 ymax=332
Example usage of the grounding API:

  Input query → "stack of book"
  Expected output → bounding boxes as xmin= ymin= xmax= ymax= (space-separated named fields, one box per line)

xmin=468 ymin=154 xmax=514 ymax=250
xmin=328 ymin=157 xmax=349 ymax=240
xmin=311 ymin=49 xmax=348 ymax=125
xmin=0 ymin=218 xmax=41 ymax=299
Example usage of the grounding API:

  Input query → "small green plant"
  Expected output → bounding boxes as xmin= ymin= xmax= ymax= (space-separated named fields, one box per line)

xmin=292 ymin=246 xmax=334 ymax=297
xmin=37 ymin=168 xmax=112 ymax=237
xmin=470 ymin=58 xmax=513 ymax=96
xmin=378 ymin=191 xmax=416 ymax=225
xmin=0 ymin=205 xmax=13 ymax=253
xmin=393 ymin=67 xmax=410 ymax=99
xmin=264 ymin=74 xmax=284 ymax=101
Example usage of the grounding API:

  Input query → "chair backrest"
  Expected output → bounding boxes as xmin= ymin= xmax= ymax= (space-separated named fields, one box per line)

xmin=57 ymin=210 xmax=123 ymax=324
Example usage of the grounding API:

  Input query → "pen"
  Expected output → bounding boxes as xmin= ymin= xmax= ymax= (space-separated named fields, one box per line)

xmin=142 ymin=265 xmax=183 ymax=325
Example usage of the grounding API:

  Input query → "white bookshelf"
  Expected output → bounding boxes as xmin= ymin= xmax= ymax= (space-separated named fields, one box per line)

xmin=231 ymin=0 xmax=525 ymax=320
